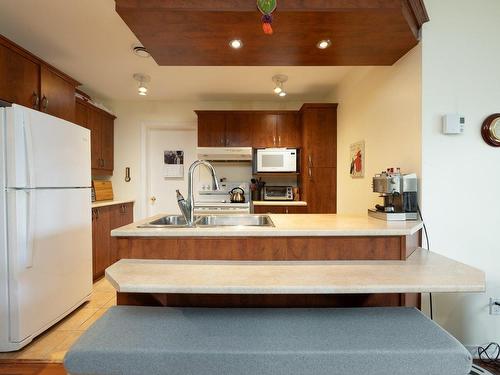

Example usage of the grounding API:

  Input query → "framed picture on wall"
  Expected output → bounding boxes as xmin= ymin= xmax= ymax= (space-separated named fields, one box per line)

xmin=164 ymin=150 xmax=184 ymax=178
xmin=350 ymin=141 xmax=365 ymax=178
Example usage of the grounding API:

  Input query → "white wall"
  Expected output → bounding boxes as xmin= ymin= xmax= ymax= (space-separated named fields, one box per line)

xmin=421 ymin=0 xmax=500 ymax=347
xmin=331 ymin=46 xmax=422 ymax=214
xmin=110 ymin=100 xmax=304 ymax=219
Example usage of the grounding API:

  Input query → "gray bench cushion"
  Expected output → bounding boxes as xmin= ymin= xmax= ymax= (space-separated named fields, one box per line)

xmin=64 ymin=306 xmax=472 ymax=375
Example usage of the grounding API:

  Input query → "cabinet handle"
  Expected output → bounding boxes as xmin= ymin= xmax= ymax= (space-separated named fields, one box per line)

xmin=273 ymin=136 xmax=276 ymax=146
xmin=95 ymin=208 xmax=100 ymax=219
xmin=31 ymin=92 xmax=40 ymax=109
xmin=121 ymin=205 xmax=126 ymax=214
xmin=41 ymin=96 xmax=48 ymax=112
xmin=278 ymin=135 xmax=281 ymax=146
xmin=285 ymin=208 xmax=289 ymax=214
xmin=308 ymin=155 xmax=313 ymax=167
xmin=308 ymin=167 xmax=312 ymax=179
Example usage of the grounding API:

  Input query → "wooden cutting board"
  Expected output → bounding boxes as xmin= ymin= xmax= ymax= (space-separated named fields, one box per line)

xmin=93 ymin=180 xmax=114 ymax=201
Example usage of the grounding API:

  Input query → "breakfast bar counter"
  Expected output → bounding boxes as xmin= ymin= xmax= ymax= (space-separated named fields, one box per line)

xmin=106 ymin=249 xmax=485 ymax=295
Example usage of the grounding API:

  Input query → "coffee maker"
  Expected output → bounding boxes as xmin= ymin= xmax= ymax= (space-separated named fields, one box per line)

xmin=368 ymin=168 xmax=419 ymax=221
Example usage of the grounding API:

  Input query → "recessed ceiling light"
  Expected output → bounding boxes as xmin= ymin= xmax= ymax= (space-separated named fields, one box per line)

xmin=132 ymin=44 xmax=151 ymax=58
xmin=229 ymin=39 xmax=243 ymax=49
xmin=317 ymin=39 xmax=332 ymax=49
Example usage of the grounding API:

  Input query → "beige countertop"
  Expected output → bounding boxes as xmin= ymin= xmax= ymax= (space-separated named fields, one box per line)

xmin=105 ymin=249 xmax=485 ymax=294
xmin=92 ymin=199 xmax=135 ymax=209
xmin=111 ymin=213 xmax=423 ymax=237
xmin=253 ymin=201 xmax=307 ymax=206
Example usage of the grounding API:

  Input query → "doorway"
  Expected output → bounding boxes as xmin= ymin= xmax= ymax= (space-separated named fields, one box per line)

xmin=144 ymin=127 xmax=197 ymax=217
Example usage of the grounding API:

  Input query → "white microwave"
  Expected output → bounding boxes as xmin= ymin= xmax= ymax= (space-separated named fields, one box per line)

xmin=255 ymin=148 xmax=298 ymax=173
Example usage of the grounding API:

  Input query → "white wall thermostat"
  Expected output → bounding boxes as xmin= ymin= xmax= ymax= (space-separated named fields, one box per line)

xmin=442 ymin=114 xmax=465 ymax=134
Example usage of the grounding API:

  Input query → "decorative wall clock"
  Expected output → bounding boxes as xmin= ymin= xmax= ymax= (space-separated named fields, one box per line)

xmin=481 ymin=114 xmax=500 ymax=147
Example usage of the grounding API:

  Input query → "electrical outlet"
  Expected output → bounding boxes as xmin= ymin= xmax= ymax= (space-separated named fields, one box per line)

xmin=489 ymin=298 xmax=500 ymax=315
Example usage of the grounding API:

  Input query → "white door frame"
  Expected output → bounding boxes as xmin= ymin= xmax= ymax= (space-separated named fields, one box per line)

xmin=139 ymin=122 xmax=197 ymax=219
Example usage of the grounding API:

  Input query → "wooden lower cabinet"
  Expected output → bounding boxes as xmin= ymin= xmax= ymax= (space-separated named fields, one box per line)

xmin=92 ymin=202 xmax=133 ymax=280
xmin=254 ymin=205 xmax=308 ymax=214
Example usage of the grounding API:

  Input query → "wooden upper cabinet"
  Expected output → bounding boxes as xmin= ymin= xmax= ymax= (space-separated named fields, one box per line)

xmin=252 ymin=113 xmax=277 ymax=148
xmin=226 ymin=112 xmax=253 ymax=147
xmin=276 ymin=113 xmax=301 ymax=147
xmin=101 ymin=114 xmax=114 ymax=173
xmin=0 ymin=35 xmax=79 ymax=122
xmin=196 ymin=111 xmax=226 ymax=147
xmin=195 ymin=110 xmax=301 ymax=149
xmin=0 ymin=42 xmax=39 ymax=109
xmin=40 ymin=65 xmax=76 ymax=122
xmin=77 ymin=98 xmax=115 ymax=175
xmin=301 ymin=104 xmax=337 ymax=168
xmin=88 ymin=107 xmax=103 ymax=171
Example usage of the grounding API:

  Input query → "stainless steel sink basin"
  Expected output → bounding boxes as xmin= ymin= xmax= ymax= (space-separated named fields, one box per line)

xmin=196 ymin=215 xmax=274 ymax=227
xmin=137 ymin=215 xmax=188 ymax=228
xmin=138 ymin=214 xmax=274 ymax=228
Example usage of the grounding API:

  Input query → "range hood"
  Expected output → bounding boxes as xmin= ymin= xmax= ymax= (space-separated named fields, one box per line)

xmin=197 ymin=147 xmax=253 ymax=162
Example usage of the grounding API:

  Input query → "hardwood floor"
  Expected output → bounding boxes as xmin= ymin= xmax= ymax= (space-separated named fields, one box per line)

xmin=0 ymin=361 xmax=498 ymax=375
xmin=0 ymin=363 xmax=66 ymax=375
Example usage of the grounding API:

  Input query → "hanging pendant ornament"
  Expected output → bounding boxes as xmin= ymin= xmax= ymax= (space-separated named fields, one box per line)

xmin=257 ymin=0 xmax=277 ymax=35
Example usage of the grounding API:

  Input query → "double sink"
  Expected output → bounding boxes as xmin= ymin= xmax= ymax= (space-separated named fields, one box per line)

xmin=138 ymin=214 xmax=275 ymax=228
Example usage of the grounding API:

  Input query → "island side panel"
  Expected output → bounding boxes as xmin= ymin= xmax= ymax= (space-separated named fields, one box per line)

xmin=116 ymin=236 xmax=406 ymax=261
xmin=116 ymin=293 xmax=403 ymax=308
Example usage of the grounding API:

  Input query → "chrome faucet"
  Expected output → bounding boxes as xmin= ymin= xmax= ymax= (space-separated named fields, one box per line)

xmin=176 ymin=160 xmax=220 ymax=226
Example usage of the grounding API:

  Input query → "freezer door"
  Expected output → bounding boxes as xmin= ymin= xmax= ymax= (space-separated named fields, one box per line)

xmin=5 ymin=104 xmax=91 ymax=188
xmin=7 ymin=188 xmax=92 ymax=343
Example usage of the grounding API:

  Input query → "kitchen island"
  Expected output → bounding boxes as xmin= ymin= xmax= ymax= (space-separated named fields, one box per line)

xmin=111 ymin=214 xmax=425 ymax=308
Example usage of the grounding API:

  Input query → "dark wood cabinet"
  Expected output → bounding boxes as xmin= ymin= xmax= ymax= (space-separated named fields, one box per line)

xmin=276 ymin=113 xmax=301 ymax=147
xmin=40 ymin=65 xmax=76 ymax=122
xmin=196 ymin=111 xmax=302 ymax=149
xmin=300 ymin=104 xmax=338 ymax=213
xmin=196 ymin=111 xmax=226 ymax=147
xmin=252 ymin=113 xmax=277 ymax=148
xmin=76 ymin=98 xmax=115 ymax=176
xmin=92 ymin=207 xmax=111 ymax=280
xmin=226 ymin=112 xmax=254 ymax=146
xmin=0 ymin=35 xmax=79 ymax=122
xmin=254 ymin=205 xmax=308 ymax=214
xmin=92 ymin=202 xmax=134 ymax=280
xmin=0 ymin=42 xmax=39 ymax=109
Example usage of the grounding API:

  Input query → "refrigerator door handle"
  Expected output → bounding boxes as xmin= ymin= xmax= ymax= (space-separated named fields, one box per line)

xmin=23 ymin=190 xmax=35 ymax=269
xmin=23 ymin=119 xmax=36 ymax=188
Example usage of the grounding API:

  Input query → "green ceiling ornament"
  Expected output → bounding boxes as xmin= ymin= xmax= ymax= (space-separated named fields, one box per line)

xmin=257 ymin=0 xmax=277 ymax=35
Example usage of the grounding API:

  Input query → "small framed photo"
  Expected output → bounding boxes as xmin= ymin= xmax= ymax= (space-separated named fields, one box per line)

xmin=164 ymin=150 xmax=184 ymax=178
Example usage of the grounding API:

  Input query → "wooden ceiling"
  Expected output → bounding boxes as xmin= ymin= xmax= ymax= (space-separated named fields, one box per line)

xmin=115 ymin=0 xmax=429 ymax=66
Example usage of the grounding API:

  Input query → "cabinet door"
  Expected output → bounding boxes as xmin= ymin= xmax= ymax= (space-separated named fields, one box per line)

xmin=226 ymin=112 xmax=253 ymax=147
xmin=286 ymin=206 xmax=308 ymax=214
xmin=197 ymin=112 xmax=226 ymax=147
xmin=40 ymin=65 xmax=76 ymax=122
xmin=252 ymin=113 xmax=277 ymax=148
xmin=88 ymin=109 xmax=103 ymax=171
xmin=306 ymin=167 xmax=337 ymax=213
xmin=253 ymin=205 xmax=285 ymax=214
xmin=101 ymin=114 xmax=114 ymax=173
xmin=276 ymin=113 xmax=301 ymax=147
xmin=75 ymin=100 xmax=89 ymax=128
xmin=0 ymin=43 xmax=40 ymax=108
xmin=109 ymin=203 xmax=134 ymax=264
xmin=93 ymin=207 xmax=111 ymax=280
xmin=303 ymin=107 xmax=337 ymax=168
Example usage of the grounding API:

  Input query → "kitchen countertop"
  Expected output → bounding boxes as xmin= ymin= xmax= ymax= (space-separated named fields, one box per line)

xmin=111 ymin=214 xmax=423 ymax=237
xmin=252 ymin=201 xmax=307 ymax=206
xmin=92 ymin=199 xmax=135 ymax=208
xmin=105 ymin=249 xmax=485 ymax=294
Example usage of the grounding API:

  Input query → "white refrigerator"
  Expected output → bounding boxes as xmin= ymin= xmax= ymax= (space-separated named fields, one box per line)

xmin=0 ymin=104 xmax=93 ymax=352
